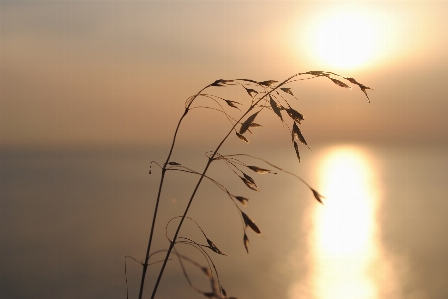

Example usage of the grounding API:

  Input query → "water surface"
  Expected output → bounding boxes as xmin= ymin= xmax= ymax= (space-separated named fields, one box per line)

xmin=1 ymin=144 xmax=447 ymax=299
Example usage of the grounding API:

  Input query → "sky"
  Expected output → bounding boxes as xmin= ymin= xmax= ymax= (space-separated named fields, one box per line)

xmin=1 ymin=0 xmax=448 ymax=150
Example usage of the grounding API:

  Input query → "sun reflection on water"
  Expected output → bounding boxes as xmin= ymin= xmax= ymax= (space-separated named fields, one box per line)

xmin=312 ymin=146 xmax=378 ymax=299
xmin=289 ymin=145 xmax=398 ymax=299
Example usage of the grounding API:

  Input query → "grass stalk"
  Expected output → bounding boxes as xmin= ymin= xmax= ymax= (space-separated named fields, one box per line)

xmin=134 ymin=71 xmax=371 ymax=298
xmin=138 ymin=86 xmax=211 ymax=299
xmin=147 ymin=74 xmax=298 ymax=299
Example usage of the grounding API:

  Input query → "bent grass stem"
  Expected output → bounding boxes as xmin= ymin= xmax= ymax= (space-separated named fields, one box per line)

xmin=138 ymin=85 xmax=210 ymax=299
xmin=135 ymin=71 xmax=371 ymax=298
xmin=147 ymin=75 xmax=297 ymax=299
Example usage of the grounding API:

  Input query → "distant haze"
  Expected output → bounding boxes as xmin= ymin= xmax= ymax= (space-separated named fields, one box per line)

xmin=1 ymin=1 xmax=448 ymax=149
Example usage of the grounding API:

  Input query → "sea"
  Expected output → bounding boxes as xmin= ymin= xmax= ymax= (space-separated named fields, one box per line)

xmin=1 ymin=143 xmax=448 ymax=299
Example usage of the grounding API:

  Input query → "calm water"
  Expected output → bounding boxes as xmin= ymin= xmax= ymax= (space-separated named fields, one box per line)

xmin=1 ymin=144 xmax=448 ymax=299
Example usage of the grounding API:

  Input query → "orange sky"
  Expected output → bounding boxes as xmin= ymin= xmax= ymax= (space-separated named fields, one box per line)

xmin=1 ymin=1 xmax=448 ymax=149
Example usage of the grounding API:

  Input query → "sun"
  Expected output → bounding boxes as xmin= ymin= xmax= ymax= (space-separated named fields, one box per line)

xmin=303 ymin=6 xmax=386 ymax=71
xmin=315 ymin=13 xmax=376 ymax=70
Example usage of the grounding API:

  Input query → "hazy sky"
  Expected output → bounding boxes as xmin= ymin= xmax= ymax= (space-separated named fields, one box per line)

xmin=1 ymin=1 xmax=448 ymax=149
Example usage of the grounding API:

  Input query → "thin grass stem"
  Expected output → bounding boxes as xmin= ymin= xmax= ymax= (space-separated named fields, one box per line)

xmin=137 ymin=85 xmax=211 ymax=299
xmin=138 ymin=71 xmax=369 ymax=298
xmin=149 ymin=73 xmax=300 ymax=299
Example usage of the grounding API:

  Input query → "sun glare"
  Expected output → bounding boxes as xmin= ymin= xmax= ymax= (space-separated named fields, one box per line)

xmin=315 ymin=13 xmax=376 ymax=70
xmin=301 ymin=5 xmax=390 ymax=71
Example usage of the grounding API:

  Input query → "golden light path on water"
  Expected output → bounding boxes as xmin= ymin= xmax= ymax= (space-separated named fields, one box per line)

xmin=313 ymin=146 xmax=378 ymax=299
xmin=289 ymin=145 xmax=399 ymax=299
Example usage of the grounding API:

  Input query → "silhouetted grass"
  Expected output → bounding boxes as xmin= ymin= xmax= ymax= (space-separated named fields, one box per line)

xmin=128 ymin=71 xmax=371 ymax=299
